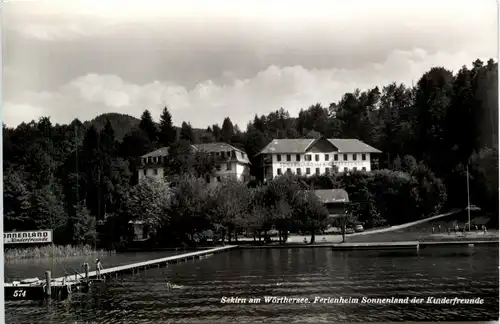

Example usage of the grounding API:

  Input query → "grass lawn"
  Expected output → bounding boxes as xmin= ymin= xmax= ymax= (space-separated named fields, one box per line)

xmin=252 ymin=211 xmax=499 ymax=245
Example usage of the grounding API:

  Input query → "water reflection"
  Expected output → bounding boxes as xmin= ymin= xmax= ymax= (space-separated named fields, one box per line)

xmin=5 ymin=246 xmax=499 ymax=323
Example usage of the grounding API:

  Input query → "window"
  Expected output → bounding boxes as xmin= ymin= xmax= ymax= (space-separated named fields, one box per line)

xmin=353 ymin=154 xmax=357 ymax=161
xmin=226 ymin=163 xmax=231 ymax=171
xmin=316 ymin=168 xmax=320 ymax=175
xmin=277 ymin=168 xmax=282 ymax=175
xmin=362 ymin=167 xmax=366 ymax=171
xmin=315 ymin=154 xmax=319 ymax=161
xmin=296 ymin=154 xmax=301 ymax=161
xmin=143 ymin=169 xmax=147 ymax=176
xmin=286 ymin=154 xmax=291 ymax=161
xmin=334 ymin=154 xmax=338 ymax=161
xmin=344 ymin=167 xmax=348 ymax=172
xmin=153 ymin=168 xmax=158 ymax=175
xmin=216 ymin=164 xmax=221 ymax=171
xmin=343 ymin=154 xmax=348 ymax=161
xmin=221 ymin=152 xmax=225 ymax=158
xmin=143 ymin=158 xmax=147 ymax=164
xmin=231 ymin=151 xmax=236 ymax=158
xmin=277 ymin=155 xmax=282 ymax=162
xmin=306 ymin=168 xmax=311 ymax=175
xmin=286 ymin=168 xmax=292 ymax=174
xmin=305 ymin=155 xmax=312 ymax=161
xmin=297 ymin=168 xmax=302 ymax=175
xmin=362 ymin=154 xmax=366 ymax=161
xmin=325 ymin=154 xmax=329 ymax=161
xmin=148 ymin=157 xmax=152 ymax=163
xmin=325 ymin=167 xmax=330 ymax=175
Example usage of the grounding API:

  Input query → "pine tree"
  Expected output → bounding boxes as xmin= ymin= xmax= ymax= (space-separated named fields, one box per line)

xmin=158 ymin=106 xmax=177 ymax=147
xmin=180 ymin=121 xmax=194 ymax=143
xmin=139 ymin=110 xmax=158 ymax=143
xmin=221 ymin=117 xmax=234 ymax=143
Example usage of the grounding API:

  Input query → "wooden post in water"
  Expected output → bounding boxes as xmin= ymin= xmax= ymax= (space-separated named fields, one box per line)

xmin=45 ymin=271 xmax=52 ymax=297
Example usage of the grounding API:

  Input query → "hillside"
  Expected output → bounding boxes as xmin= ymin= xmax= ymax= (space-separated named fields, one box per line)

xmin=85 ymin=113 xmax=207 ymax=142
xmin=85 ymin=113 xmax=140 ymax=141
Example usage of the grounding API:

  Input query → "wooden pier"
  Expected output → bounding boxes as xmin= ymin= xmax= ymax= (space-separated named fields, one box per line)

xmin=329 ymin=240 xmax=498 ymax=251
xmin=330 ymin=241 xmax=420 ymax=251
xmin=67 ymin=245 xmax=237 ymax=280
xmin=419 ymin=240 xmax=498 ymax=248
xmin=5 ymin=245 xmax=238 ymax=301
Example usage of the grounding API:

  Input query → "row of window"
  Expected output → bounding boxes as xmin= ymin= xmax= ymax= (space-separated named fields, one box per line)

xmin=142 ymin=150 xmax=247 ymax=165
xmin=142 ymin=156 xmax=164 ymax=164
xmin=142 ymin=172 xmax=248 ymax=185
xmin=276 ymin=153 xmax=367 ymax=162
xmin=214 ymin=150 xmax=246 ymax=159
xmin=277 ymin=166 xmax=366 ymax=176
xmin=215 ymin=163 xmax=232 ymax=171
xmin=143 ymin=162 xmax=234 ymax=176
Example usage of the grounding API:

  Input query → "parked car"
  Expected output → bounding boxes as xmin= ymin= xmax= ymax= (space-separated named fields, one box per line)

xmin=345 ymin=228 xmax=355 ymax=234
xmin=355 ymin=225 xmax=364 ymax=232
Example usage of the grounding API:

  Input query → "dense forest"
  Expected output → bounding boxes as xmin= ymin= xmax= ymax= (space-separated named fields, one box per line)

xmin=3 ymin=58 xmax=498 ymax=248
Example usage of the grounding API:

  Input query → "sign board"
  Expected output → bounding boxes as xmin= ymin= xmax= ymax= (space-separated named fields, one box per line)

xmin=278 ymin=162 xmax=362 ymax=168
xmin=4 ymin=230 xmax=53 ymax=244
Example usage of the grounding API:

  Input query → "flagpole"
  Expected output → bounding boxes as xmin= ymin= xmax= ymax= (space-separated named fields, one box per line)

xmin=466 ymin=164 xmax=471 ymax=231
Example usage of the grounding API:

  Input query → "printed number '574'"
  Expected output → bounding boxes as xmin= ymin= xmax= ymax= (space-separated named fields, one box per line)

xmin=13 ymin=290 xmax=26 ymax=297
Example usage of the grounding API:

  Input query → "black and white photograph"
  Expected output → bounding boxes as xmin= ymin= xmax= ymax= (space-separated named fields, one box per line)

xmin=1 ymin=0 xmax=499 ymax=323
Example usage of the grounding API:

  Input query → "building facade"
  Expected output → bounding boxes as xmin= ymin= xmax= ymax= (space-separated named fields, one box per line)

xmin=256 ymin=137 xmax=381 ymax=181
xmin=138 ymin=147 xmax=169 ymax=183
xmin=138 ymin=142 xmax=251 ymax=184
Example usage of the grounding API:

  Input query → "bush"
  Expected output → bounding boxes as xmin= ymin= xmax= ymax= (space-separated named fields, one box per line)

xmin=4 ymin=244 xmax=113 ymax=262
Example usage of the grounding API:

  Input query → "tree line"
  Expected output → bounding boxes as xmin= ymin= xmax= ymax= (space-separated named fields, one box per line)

xmin=3 ymin=58 xmax=497 ymax=248
xmin=126 ymin=164 xmax=448 ymax=246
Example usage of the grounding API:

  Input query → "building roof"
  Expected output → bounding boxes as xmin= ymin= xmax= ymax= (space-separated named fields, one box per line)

xmin=193 ymin=142 xmax=243 ymax=154
xmin=312 ymin=189 xmax=350 ymax=203
xmin=142 ymin=147 xmax=170 ymax=158
xmin=256 ymin=138 xmax=381 ymax=155
xmin=141 ymin=142 xmax=250 ymax=164
xmin=193 ymin=143 xmax=250 ymax=164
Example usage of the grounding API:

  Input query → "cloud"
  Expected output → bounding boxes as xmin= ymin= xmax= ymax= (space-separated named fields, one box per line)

xmin=10 ymin=23 xmax=91 ymax=41
xmin=2 ymin=48 xmax=493 ymax=129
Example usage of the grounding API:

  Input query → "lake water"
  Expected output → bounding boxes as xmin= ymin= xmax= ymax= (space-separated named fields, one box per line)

xmin=5 ymin=246 xmax=499 ymax=323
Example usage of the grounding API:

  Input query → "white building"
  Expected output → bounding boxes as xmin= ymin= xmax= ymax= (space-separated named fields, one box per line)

xmin=138 ymin=142 xmax=251 ymax=184
xmin=138 ymin=147 xmax=169 ymax=183
xmin=256 ymin=137 xmax=381 ymax=180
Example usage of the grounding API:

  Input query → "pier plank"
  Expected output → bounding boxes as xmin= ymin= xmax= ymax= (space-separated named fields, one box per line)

xmin=53 ymin=245 xmax=238 ymax=281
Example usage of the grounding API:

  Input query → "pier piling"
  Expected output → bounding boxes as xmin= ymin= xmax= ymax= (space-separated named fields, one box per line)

xmin=45 ymin=271 xmax=51 ymax=297
xmin=84 ymin=263 xmax=89 ymax=280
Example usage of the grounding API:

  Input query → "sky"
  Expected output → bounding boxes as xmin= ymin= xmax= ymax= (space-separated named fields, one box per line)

xmin=2 ymin=0 xmax=498 ymax=129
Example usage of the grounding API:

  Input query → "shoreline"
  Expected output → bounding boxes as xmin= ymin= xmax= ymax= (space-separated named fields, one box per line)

xmin=123 ymin=237 xmax=499 ymax=252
